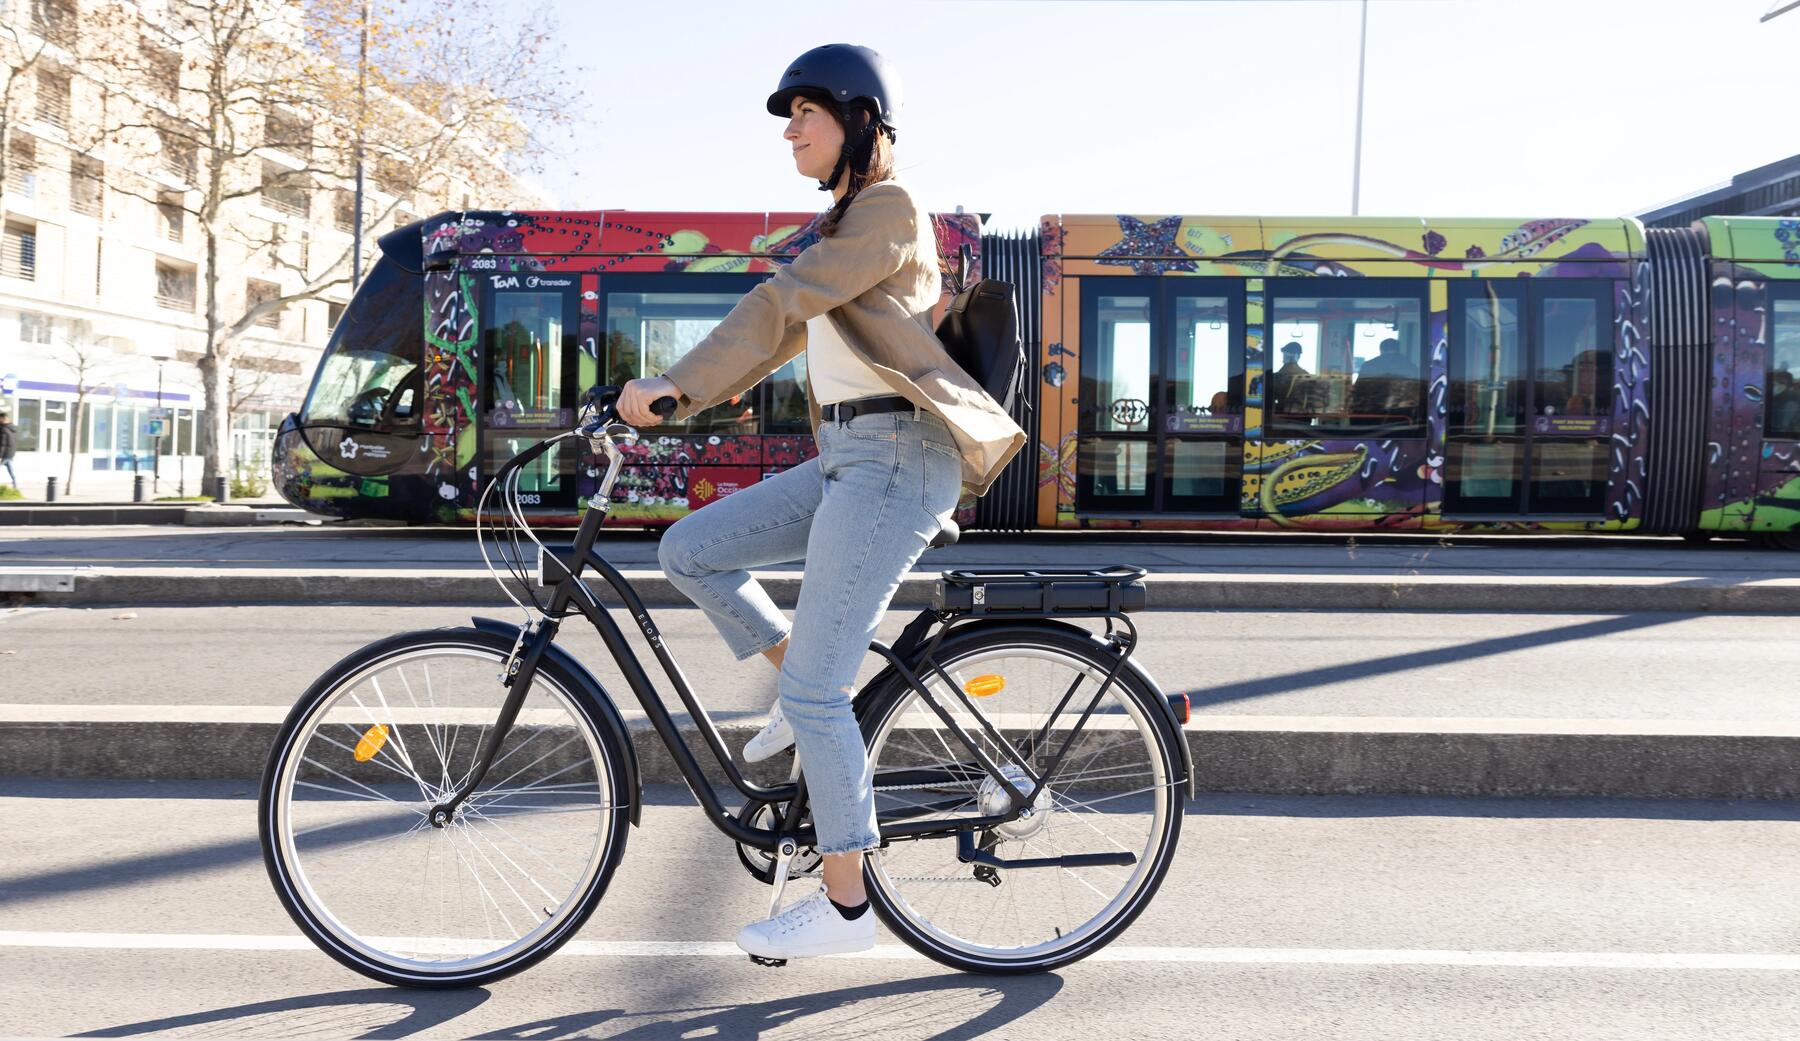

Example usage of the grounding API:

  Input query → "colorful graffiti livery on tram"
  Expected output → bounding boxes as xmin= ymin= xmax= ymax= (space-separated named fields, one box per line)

xmin=274 ymin=209 xmax=1800 ymax=544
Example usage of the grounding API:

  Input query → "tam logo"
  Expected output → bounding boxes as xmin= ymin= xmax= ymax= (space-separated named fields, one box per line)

xmin=488 ymin=275 xmax=520 ymax=289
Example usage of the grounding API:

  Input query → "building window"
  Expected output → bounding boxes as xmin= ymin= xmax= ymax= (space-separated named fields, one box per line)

xmin=70 ymin=154 xmax=103 ymax=217
xmin=298 ymin=229 xmax=310 ymax=273
xmin=20 ymin=311 xmax=53 ymax=344
xmin=373 ymin=155 xmax=412 ymax=197
xmin=30 ymin=0 xmax=77 ymax=49
xmin=12 ymin=398 xmax=40 ymax=453
xmin=326 ymin=300 xmax=346 ymax=333
xmin=6 ymin=135 xmax=36 ymax=198
xmin=143 ymin=43 xmax=181 ymax=106
xmin=2 ymin=221 xmax=37 ymax=281
xmin=247 ymin=277 xmax=283 ymax=329
xmin=157 ymin=192 xmax=184 ymax=242
xmin=35 ymin=68 xmax=71 ymax=132
xmin=264 ymin=108 xmax=311 ymax=159
xmin=333 ymin=191 xmax=356 ymax=233
xmin=260 ymin=160 xmax=307 ymax=218
xmin=155 ymin=259 xmax=196 ymax=311
xmin=158 ymin=124 xmax=196 ymax=183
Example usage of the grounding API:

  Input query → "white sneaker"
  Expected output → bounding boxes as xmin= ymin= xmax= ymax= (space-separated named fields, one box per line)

xmin=743 ymin=698 xmax=794 ymax=762
xmin=735 ymin=889 xmax=876 ymax=959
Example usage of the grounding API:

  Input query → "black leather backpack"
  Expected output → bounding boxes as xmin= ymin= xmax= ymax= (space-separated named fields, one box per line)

xmin=935 ymin=245 xmax=1029 ymax=415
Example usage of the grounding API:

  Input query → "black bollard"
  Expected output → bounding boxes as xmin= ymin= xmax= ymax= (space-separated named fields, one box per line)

xmin=133 ymin=474 xmax=148 ymax=503
xmin=45 ymin=476 xmax=58 ymax=502
xmin=212 ymin=476 xmax=229 ymax=503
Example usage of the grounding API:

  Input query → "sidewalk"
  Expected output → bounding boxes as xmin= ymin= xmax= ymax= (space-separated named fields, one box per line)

xmin=3 ymin=525 xmax=1799 ymax=611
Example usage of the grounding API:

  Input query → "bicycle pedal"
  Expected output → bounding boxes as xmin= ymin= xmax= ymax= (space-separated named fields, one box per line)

xmin=748 ymin=954 xmax=788 ymax=968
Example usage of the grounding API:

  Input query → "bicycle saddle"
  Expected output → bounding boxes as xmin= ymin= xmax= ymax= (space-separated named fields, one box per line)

xmin=929 ymin=517 xmax=960 ymax=549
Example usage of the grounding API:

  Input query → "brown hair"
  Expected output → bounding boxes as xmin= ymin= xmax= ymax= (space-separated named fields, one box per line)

xmin=814 ymin=98 xmax=896 ymax=238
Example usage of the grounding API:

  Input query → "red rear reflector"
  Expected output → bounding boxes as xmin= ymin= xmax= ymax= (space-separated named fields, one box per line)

xmin=1167 ymin=693 xmax=1190 ymax=725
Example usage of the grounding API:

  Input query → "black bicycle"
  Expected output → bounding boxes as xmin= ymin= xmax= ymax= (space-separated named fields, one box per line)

xmin=258 ymin=386 xmax=1192 ymax=988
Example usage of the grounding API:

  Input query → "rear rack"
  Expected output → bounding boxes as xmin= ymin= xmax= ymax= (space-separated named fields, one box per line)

xmin=933 ymin=565 xmax=1147 ymax=617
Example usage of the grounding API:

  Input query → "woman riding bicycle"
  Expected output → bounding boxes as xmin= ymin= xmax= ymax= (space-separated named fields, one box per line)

xmin=617 ymin=43 xmax=1025 ymax=961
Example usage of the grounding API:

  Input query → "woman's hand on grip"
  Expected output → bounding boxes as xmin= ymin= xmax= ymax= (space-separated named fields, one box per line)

xmin=619 ymin=376 xmax=680 ymax=426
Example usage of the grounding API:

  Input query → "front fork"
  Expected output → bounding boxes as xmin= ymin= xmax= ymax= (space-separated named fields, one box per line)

xmin=428 ymin=618 xmax=561 ymax=828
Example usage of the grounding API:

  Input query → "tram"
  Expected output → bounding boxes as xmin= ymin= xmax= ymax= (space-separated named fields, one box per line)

xmin=272 ymin=208 xmax=1800 ymax=544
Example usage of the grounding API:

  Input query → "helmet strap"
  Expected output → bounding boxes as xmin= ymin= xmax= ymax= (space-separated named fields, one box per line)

xmin=817 ymin=113 xmax=876 ymax=194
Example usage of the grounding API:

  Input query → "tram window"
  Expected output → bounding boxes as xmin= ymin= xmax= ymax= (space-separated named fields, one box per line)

xmin=300 ymin=258 xmax=423 ymax=435
xmin=1531 ymin=440 xmax=1607 ymax=514
xmin=1766 ymin=297 xmax=1800 ymax=440
xmin=1450 ymin=288 xmax=1525 ymax=436
xmin=1268 ymin=287 xmax=1424 ymax=436
xmin=1173 ymin=295 xmax=1237 ymax=417
xmin=1167 ymin=440 xmax=1228 ymax=497
xmin=1079 ymin=439 xmax=1149 ymax=497
xmin=1535 ymin=288 xmax=1613 ymax=417
xmin=1086 ymin=295 xmax=1153 ymax=433
xmin=490 ymin=292 xmax=566 ymax=415
xmin=605 ymin=290 xmax=754 ymax=434
xmin=765 ymin=352 xmax=810 ymax=434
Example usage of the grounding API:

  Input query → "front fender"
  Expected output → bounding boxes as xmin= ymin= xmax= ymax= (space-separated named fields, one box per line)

xmin=471 ymin=616 xmax=643 ymax=826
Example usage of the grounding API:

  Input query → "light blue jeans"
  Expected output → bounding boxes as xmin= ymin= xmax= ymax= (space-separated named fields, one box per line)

xmin=658 ymin=409 xmax=964 ymax=855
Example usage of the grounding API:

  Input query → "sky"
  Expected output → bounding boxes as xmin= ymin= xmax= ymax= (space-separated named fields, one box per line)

xmin=525 ymin=0 xmax=1798 ymax=231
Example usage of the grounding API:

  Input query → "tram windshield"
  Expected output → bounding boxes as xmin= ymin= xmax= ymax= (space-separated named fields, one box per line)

xmin=301 ymin=257 xmax=424 ymax=435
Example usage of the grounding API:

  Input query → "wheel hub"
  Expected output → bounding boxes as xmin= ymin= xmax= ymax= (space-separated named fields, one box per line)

xmin=977 ymin=764 xmax=1052 ymax=840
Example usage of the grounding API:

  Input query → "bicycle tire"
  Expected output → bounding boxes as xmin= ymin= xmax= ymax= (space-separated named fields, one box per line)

xmin=858 ymin=623 xmax=1185 ymax=974
xmin=258 ymin=627 xmax=631 ymax=988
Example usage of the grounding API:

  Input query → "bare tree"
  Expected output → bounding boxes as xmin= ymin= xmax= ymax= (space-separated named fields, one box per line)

xmin=47 ymin=318 xmax=118 ymax=494
xmin=79 ymin=0 xmax=580 ymax=489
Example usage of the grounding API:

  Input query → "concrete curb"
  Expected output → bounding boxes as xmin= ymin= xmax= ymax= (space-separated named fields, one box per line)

xmin=15 ymin=567 xmax=1800 ymax=612
xmin=4 ymin=708 xmax=1798 ymax=799
xmin=0 ymin=504 xmax=317 ymax=526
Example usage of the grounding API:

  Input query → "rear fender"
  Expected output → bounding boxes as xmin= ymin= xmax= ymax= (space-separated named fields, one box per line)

xmin=471 ymin=616 xmax=643 ymax=826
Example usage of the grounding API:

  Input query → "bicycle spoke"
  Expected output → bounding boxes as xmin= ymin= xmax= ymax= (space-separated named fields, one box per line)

xmin=271 ymin=642 xmax=619 ymax=978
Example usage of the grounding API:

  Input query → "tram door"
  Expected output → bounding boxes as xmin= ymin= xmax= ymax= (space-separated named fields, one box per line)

xmin=1444 ymin=280 xmax=1615 ymax=516
xmin=481 ymin=279 xmax=581 ymax=508
xmin=1077 ymin=278 xmax=1245 ymax=516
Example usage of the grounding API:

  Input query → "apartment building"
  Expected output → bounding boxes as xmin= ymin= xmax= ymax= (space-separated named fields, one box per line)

xmin=0 ymin=0 xmax=545 ymax=497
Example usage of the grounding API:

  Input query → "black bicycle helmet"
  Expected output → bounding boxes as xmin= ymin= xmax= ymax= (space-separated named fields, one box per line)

xmin=767 ymin=44 xmax=903 ymax=192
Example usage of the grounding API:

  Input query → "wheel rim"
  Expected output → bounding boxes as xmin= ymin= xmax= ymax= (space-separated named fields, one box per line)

xmin=271 ymin=644 xmax=617 ymax=976
xmin=866 ymin=642 xmax=1174 ymax=964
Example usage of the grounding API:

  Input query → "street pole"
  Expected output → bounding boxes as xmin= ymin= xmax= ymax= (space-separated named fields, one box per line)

xmin=153 ymin=360 xmax=163 ymax=495
xmin=351 ymin=0 xmax=369 ymax=288
xmin=1351 ymin=0 xmax=1368 ymax=216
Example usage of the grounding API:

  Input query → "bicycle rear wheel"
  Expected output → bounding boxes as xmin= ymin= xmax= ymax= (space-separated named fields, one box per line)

xmin=860 ymin=624 xmax=1184 ymax=973
xmin=259 ymin=628 xmax=630 ymax=988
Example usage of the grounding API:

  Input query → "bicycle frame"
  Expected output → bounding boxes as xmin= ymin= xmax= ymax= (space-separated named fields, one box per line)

xmin=432 ymin=415 xmax=1148 ymax=871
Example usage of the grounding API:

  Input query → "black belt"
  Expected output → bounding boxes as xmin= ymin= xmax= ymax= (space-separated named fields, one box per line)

xmin=820 ymin=395 xmax=916 ymax=422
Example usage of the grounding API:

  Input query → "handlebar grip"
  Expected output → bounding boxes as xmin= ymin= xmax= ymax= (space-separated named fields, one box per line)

xmin=650 ymin=396 xmax=678 ymax=418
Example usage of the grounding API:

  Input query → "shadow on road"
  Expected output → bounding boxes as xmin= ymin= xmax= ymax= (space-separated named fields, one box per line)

xmin=69 ymin=972 xmax=1059 ymax=1041
xmin=1185 ymin=611 xmax=1699 ymax=709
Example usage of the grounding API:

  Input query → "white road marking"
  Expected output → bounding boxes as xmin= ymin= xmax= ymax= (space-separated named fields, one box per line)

xmin=1 ymin=931 xmax=1797 ymax=970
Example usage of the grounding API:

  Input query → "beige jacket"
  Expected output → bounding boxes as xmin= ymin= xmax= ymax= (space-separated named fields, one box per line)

xmin=662 ymin=181 xmax=1026 ymax=496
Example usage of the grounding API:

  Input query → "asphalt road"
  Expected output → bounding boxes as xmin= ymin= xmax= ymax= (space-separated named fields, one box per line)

xmin=2 ymin=780 xmax=1797 ymax=1040
xmin=3 ymin=603 xmax=1796 ymax=722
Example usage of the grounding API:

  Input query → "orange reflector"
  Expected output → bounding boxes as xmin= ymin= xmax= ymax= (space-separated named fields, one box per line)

xmin=965 ymin=675 xmax=1006 ymax=697
xmin=1168 ymin=693 xmax=1191 ymax=725
xmin=354 ymin=724 xmax=390 ymax=762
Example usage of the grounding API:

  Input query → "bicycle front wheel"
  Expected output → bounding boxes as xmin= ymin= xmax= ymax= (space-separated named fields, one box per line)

xmin=861 ymin=624 xmax=1185 ymax=974
xmin=259 ymin=628 xmax=631 ymax=988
